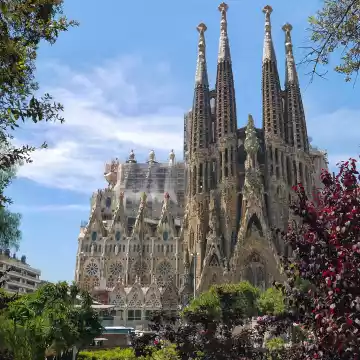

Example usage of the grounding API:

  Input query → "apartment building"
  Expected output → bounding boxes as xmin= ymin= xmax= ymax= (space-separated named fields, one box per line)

xmin=0 ymin=252 xmax=41 ymax=294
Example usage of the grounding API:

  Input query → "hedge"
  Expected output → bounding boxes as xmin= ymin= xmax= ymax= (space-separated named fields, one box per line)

xmin=78 ymin=344 xmax=180 ymax=360
xmin=78 ymin=348 xmax=136 ymax=360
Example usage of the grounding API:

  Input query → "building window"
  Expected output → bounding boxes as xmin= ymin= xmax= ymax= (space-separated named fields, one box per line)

xmin=117 ymin=310 xmax=124 ymax=320
xmin=115 ymin=231 xmax=121 ymax=241
xmin=91 ymin=231 xmax=97 ymax=241
xmin=163 ymin=231 xmax=169 ymax=241
xmin=128 ymin=309 xmax=142 ymax=321
xmin=145 ymin=310 xmax=152 ymax=320
xmin=105 ymin=197 xmax=111 ymax=208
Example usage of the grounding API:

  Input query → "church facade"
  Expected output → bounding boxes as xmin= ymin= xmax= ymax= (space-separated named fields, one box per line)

xmin=74 ymin=3 xmax=328 ymax=329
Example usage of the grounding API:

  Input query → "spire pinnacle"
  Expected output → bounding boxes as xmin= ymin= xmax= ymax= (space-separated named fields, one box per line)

xmin=218 ymin=2 xmax=231 ymax=62
xmin=195 ymin=23 xmax=209 ymax=86
xmin=262 ymin=5 xmax=276 ymax=63
xmin=283 ymin=23 xmax=293 ymax=54
xmin=244 ymin=114 xmax=259 ymax=156
xmin=282 ymin=23 xmax=298 ymax=83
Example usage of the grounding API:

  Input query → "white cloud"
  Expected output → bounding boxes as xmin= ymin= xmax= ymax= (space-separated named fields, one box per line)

xmin=12 ymin=204 xmax=89 ymax=212
xmin=306 ymin=107 xmax=360 ymax=170
xmin=16 ymin=54 xmax=360 ymax=193
xmin=16 ymin=56 xmax=186 ymax=193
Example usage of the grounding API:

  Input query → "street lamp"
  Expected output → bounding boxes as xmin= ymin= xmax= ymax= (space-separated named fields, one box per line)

xmin=190 ymin=252 xmax=198 ymax=299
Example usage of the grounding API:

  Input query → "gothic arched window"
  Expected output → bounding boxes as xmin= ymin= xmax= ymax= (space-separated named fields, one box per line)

xmin=105 ymin=197 xmax=111 ymax=208
xmin=91 ymin=231 xmax=97 ymax=241
xmin=163 ymin=231 xmax=169 ymax=241
xmin=115 ymin=231 xmax=121 ymax=241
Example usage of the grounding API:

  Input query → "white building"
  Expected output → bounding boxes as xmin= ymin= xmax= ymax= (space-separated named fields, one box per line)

xmin=0 ymin=252 xmax=41 ymax=294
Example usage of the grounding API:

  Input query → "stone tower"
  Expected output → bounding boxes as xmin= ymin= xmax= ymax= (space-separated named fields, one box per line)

xmin=215 ymin=2 xmax=239 ymax=259
xmin=182 ymin=3 xmax=320 ymax=293
xmin=261 ymin=5 xmax=291 ymax=254
xmin=184 ymin=22 xmax=212 ymax=292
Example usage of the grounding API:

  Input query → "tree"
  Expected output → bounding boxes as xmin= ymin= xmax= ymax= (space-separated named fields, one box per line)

xmin=183 ymin=282 xmax=260 ymax=321
xmin=0 ymin=0 xmax=78 ymax=205
xmin=2 ymin=282 xmax=102 ymax=360
xmin=256 ymin=158 xmax=360 ymax=359
xmin=0 ymin=158 xmax=21 ymax=250
xmin=138 ymin=282 xmax=266 ymax=360
xmin=304 ymin=0 xmax=360 ymax=82
xmin=257 ymin=287 xmax=285 ymax=316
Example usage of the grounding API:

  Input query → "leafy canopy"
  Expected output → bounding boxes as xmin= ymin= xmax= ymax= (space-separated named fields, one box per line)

xmin=305 ymin=0 xmax=360 ymax=82
xmin=257 ymin=287 xmax=285 ymax=316
xmin=2 ymin=282 xmax=102 ymax=359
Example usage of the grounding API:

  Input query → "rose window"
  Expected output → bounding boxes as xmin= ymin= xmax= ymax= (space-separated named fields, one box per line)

xmin=85 ymin=261 xmax=99 ymax=276
xmin=109 ymin=262 xmax=123 ymax=276
xmin=158 ymin=262 xmax=172 ymax=276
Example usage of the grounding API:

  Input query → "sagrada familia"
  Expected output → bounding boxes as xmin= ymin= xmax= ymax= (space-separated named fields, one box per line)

xmin=74 ymin=4 xmax=327 ymax=328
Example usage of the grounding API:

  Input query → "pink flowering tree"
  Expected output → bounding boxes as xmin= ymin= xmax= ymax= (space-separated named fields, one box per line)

xmin=257 ymin=158 xmax=360 ymax=360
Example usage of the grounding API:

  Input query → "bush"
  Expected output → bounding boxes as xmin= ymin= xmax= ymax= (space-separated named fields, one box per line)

xmin=78 ymin=348 xmax=136 ymax=360
xmin=257 ymin=287 xmax=285 ymax=315
xmin=183 ymin=281 xmax=260 ymax=321
xmin=78 ymin=344 xmax=180 ymax=360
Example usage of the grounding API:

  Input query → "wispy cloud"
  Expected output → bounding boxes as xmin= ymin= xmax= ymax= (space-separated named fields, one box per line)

xmin=15 ymin=55 xmax=360 ymax=193
xmin=16 ymin=56 xmax=185 ymax=193
xmin=306 ymin=107 xmax=360 ymax=171
xmin=12 ymin=204 xmax=89 ymax=213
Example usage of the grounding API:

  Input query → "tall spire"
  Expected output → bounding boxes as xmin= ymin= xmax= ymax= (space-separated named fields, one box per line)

xmin=190 ymin=23 xmax=211 ymax=154
xmin=262 ymin=5 xmax=277 ymax=63
xmin=261 ymin=5 xmax=284 ymax=140
xmin=218 ymin=2 xmax=231 ymax=62
xmin=195 ymin=23 xmax=209 ymax=87
xmin=213 ymin=2 xmax=238 ymax=260
xmin=283 ymin=23 xmax=299 ymax=84
xmin=215 ymin=2 xmax=237 ymax=140
xmin=282 ymin=23 xmax=309 ymax=152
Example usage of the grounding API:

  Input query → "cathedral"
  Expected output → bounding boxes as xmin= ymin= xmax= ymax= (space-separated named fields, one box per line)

xmin=74 ymin=3 xmax=328 ymax=329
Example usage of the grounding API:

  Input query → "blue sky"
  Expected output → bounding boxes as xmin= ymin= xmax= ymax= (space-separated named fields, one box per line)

xmin=6 ymin=0 xmax=359 ymax=282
